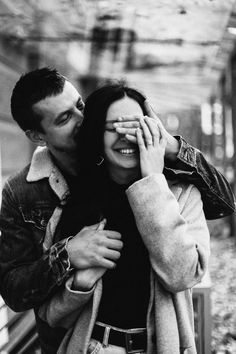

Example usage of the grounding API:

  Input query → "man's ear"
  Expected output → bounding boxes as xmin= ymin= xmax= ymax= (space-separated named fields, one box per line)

xmin=25 ymin=130 xmax=46 ymax=146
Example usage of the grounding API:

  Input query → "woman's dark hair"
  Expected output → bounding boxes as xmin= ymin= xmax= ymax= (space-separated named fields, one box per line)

xmin=77 ymin=82 xmax=147 ymax=170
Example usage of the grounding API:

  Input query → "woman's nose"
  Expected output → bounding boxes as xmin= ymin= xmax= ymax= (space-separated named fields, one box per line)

xmin=119 ymin=133 xmax=128 ymax=141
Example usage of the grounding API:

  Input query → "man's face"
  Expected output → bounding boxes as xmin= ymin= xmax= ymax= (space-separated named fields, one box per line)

xmin=32 ymin=80 xmax=84 ymax=155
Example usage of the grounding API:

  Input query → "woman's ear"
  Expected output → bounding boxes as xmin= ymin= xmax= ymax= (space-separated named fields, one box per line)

xmin=25 ymin=130 xmax=46 ymax=146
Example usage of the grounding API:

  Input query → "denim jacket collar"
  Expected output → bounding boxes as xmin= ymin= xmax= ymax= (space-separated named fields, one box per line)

xmin=26 ymin=146 xmax=69 ymax=203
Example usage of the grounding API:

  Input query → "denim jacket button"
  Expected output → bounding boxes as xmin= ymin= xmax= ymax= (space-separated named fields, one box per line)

xmin=41 ymin=219 xmax=47 ymax=227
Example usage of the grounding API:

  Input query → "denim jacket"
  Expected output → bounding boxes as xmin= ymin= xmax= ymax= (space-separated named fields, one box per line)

xmin=0 ymin=137 xmax=234 ymax=352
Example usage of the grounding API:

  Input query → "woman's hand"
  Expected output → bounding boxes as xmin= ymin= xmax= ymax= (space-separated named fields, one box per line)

xmin=72 ymin=267 xmax=106 ymax=291
xmin=136 ymin=116 xmax=167 ymax=178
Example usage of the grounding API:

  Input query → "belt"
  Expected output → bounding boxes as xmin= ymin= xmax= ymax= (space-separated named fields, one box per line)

xmin=91 ymin=322 xmax=147 ymax=353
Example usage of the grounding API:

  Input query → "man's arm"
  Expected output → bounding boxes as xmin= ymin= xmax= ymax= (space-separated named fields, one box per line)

xmin=0 ymin=183 xmax=122 ymax=312
xmin=0 ymin=182 xmax=72 ymax=312
xmin=114 ymin=101 xmax=235 ymax=220
xmin=164 ymin=135 xmax=235 ymax=219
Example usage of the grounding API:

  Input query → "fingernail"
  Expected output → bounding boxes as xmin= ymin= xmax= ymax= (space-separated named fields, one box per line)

xmin=116 ymin=127 xmax=123 ymax=132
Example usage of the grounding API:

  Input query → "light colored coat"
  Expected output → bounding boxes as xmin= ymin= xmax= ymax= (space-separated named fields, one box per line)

xmin=38 ymin=160 xmax=210 ymax=354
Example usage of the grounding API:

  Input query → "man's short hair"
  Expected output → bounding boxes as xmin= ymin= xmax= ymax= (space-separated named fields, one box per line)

xmin=11 ymin=67 xmax=66 ymax=132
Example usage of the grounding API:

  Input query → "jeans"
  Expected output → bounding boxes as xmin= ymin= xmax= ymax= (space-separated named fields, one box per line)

xmin=87 ymin=339 xmax=146 ymax=354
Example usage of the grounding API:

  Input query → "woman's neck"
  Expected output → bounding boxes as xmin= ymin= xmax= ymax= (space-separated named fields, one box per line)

xmin=107 ymin=166 xmax=140 ymax=185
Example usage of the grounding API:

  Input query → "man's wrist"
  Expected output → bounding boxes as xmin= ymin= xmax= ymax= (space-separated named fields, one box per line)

xmin=49 ymin=237 xmax=74 ymax=285
xmin=64 ymin=236 xmax=74 ymax=269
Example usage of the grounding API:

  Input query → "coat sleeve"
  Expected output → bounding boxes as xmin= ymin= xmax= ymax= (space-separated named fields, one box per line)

xmin=126 ymin=173 xmax=210 ymax=293
xmin=38 ymin=276 xmax=95 ymax=328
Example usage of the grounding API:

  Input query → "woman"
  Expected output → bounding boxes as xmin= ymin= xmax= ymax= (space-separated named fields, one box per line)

xmin=39 ymin=83 xmax=210 ymax=354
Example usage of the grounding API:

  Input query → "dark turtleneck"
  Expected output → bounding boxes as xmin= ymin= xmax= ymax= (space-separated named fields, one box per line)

xmin=55 ymin=168 xmax=150 ymax=329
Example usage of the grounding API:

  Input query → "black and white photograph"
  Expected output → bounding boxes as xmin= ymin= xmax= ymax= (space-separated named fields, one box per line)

xmin=0 ymin=1 xmax=236 ymax=353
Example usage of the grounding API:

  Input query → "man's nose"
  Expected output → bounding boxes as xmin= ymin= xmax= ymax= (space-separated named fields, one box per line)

xmin=75 ymin=110 xmax=84 ymax=126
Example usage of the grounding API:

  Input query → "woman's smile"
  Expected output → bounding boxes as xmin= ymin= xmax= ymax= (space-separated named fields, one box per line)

xmin=114 ymin=147 xmax=138 ymax=156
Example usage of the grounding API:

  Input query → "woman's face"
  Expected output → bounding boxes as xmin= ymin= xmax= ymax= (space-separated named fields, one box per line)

xmin=103 ymin=96 xmax=143 ymax=179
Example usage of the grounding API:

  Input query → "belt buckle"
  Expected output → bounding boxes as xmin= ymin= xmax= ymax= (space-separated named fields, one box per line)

xmin=125 ymin=332 xmax=142 ymax=354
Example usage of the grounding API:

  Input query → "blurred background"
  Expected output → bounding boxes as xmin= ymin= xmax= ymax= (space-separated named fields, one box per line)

xmin=0 ymin=0 xmax=236 ymax=353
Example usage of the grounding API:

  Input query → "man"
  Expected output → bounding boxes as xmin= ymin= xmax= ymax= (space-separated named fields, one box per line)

xmin=0 ymin=67 xmax=234 ymax=353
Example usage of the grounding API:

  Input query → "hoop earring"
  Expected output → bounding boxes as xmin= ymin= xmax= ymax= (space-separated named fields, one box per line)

xmin=96 ymin=156 xmax=104 ymax=166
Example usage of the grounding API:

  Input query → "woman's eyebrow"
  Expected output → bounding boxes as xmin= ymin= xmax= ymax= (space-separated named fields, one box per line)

xmin=105 ymin=120 xmax=119 ymax=126
xmin=105 ymin=120 xmax=119 ymax=130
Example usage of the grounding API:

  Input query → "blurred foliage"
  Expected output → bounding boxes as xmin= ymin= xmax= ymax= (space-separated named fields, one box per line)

xmin=210 ymin=234 xmax=236 ymax=353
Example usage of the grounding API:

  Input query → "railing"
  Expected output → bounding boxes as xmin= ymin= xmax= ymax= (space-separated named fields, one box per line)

xmin=0 ymin=298 xmax=40 ymax=354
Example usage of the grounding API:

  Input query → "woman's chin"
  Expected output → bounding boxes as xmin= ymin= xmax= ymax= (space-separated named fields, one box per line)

xmin=119 ymin=157 xmax=139 ymax=169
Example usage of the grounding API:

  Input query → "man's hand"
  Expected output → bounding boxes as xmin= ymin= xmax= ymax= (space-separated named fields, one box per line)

xmin=67 ymin=219 xmax=123 ymax=270
xmin=113 ymin=100 xmax=180 ymax=161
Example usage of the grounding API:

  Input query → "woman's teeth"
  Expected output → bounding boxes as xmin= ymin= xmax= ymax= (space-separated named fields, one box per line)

xmin=118 ymin=149 xmax=136 ymax=155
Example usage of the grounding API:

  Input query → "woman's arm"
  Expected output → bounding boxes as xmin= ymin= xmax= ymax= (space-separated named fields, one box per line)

xmin=126 ymin=175 xmax=210 ymax=293
xmin=38 ymin=275 xmax=95 ymax=328
xmin=39 ymin=263 xmax=107 ymax=328
xmin=125 ymin=117 xmax=210 ymax=292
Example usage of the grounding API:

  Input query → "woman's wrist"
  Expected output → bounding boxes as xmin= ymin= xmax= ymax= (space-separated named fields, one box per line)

xmin=72 ymin=276 xmax=94 ymax=291
xmin=71 ymin=281 xmax=93 ymax=291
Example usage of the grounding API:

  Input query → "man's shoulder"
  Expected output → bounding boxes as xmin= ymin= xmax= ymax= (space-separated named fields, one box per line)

xmin=6 ymin=164 xmax=31 ymax=186
xmin=3 ymin=162 xmax=50 ymax=199
xmin=1 ymin=164 xmax=33 ymax=204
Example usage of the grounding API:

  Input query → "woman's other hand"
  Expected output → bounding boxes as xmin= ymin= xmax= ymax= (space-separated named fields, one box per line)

xmin=136 ymin=117 xmax=167 ymax=178
xmin=72 ymin=267 xmax=107 ymax=291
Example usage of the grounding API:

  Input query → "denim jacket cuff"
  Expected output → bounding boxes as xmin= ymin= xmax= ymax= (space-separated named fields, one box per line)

xmin=49 ymin=237 xmax=74 ymax=285
xmin=176 ymin=136 xmax=197 ymax=167
xmin=164 ymin=136 xmax=197 ymax=176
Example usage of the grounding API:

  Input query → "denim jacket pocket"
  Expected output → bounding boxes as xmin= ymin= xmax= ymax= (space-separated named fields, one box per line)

xmin=19 ymin=204 xmax=55 ymax=251
xmin=20 ymin=204 xmax=54 ymax=231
